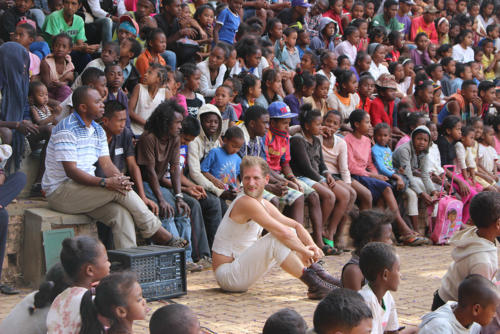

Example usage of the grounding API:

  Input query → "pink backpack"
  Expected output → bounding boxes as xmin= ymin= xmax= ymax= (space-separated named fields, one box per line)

xmin=429 ymin=165 xmax=463 ymax=245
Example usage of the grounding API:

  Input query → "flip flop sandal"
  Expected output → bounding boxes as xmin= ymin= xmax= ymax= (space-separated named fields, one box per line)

xmin=399 ymin=234 xmax=426 ymax=246
xmin=322 ymin=237 xmax=334 ymax=248
xmin=166 ymin=236 xmax=189 ymax=248
xmin=322 ymin=245 xmax=343 ymax=256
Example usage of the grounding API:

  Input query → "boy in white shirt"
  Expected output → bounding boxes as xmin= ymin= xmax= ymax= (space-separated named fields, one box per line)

xmin=358 ymin=242 xmax=415 ymax=334
xmin=419 ymin=274 xmax=499 ymax=334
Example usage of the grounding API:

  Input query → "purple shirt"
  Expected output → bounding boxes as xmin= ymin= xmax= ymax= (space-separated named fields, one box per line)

xmin=410 ymin=48 xmax=432 ymax=67
xmin=396 ymin=14 xmax=411 ymax=37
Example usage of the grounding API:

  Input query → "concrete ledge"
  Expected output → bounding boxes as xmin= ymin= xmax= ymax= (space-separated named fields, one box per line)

xmin=22 ymin=208 xmax=97 ymax=288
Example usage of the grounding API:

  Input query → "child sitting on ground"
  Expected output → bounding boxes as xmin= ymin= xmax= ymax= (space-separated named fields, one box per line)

xmin=276 ymin=27 xmax=301 ymax=71
xmin=222 ymin=77 xmax=243 ymax=119
xmin=262 ymin=308 xmax=307 ymax=334
xmin=129 ymin=64 xmax=171 ymax=136
xmin=312 ymin=288 xmax=373 ymax=334
xmin=201 ymin=126 xmax=244 ymax=192
xmin=180 ymin=63 xmax=205 ymax=118
xmin=40 ymin=32 xmax=74 ymax=102
xmin=72 ymin=41 xmax=120 ymax=89
xmin=46 ymin=236 xmax=110 ymax=333
xmin=167 ymin=69 xmax=188 ymax=116
xmin=470 ymin=118 xmax=498 ymax=190
xmin=478 ymin=125 xmax=499 ymax=185
xmin=150 ymin=304 xmax=202 ymax=334
xmin=214 ymin=85 xmax=238 ymax=134
xmin=432 ymin=191 xmax=500 ymax=311
xmin=345 ymin=110 xmax=427 ymax=246
xmin=79 ymin=272 xmax=146 ymax=334
xmin=240 ymin=73 xmax=262 ymax=119
xmin=359 ymin=242 xmax=416 ymax=334
xmin=341 ymin=210 xmax=393 ymax=291
xmin=455 ymin=126 xmax=485 ymax=192
xmin=420 ymin=274 xmax=499 ymax=333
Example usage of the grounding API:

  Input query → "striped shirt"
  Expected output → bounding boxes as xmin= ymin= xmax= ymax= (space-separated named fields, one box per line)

xmin=42 ymin=112 xmax=109 ymax=196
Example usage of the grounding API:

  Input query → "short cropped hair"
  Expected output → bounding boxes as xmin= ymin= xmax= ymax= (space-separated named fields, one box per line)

xmin=72 ymin=86 xmax=93 ymax=111
xmin=103 ymin=100 xmax=126 ymax=119
xmin=470 ymin=192 xmax=500 ymax=228
xmin=181 ymin=116 xmax=201 ymax=137
xmin=240 ymin=156 xmax=270 ymax=177
xmin=458 ymin=274 xmax=498 ymax=307
xmin=313 ymin=288 xmax=372 ymax=334
xmin=223 ymin=126 xmax=244 ymax=141
xmin=81 ymin=67 xmax=105 ymax=86
xmin=263 ymin=308 xmax=307 ymax=334
xmin=243 ymin=105 xmax=269 ymax=124
xmin=149 ymin=304 xmax=198 ymax=334
xmin=359 ymin=242 xmax=398 ymax=282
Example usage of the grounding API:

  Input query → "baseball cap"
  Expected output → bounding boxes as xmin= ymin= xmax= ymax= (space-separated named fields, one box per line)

xmin=375 ymin=74 xmax=398 ymax=90
xmin=268 ymin=102 xmax=298 ymax=119
xmin=291 ymin=0 xmax=311 ymax=8
xmin=119 ymin=15 xmax=139 ymax=37
xmin=400 ymin=0 xmax=416 ymax=5
xmin=423 ymin=5 xmax=439 ymax=13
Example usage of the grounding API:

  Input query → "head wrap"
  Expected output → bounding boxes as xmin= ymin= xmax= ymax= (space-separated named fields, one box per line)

xmin=119 ymin=21 xmax=138 ymax=36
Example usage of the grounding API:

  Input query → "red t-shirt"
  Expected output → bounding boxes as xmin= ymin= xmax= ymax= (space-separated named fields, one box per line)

xmin=410 ymin=15 xmax=438 ymax=44
xmin=369 ymin=96 xmax=395 ymax=127
xmin=265 ymin=127 xmax=291 ymax=172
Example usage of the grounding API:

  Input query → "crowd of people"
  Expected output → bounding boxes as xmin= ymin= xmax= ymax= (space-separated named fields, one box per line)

xmin=1 ymin=0 xmax=500 ymax=331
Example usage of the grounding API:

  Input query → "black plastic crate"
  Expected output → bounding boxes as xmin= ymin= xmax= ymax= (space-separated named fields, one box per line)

xmin=108 ymin=245 xmax=186 ymax=301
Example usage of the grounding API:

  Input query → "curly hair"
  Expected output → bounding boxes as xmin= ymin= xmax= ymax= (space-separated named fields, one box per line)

xmin=144 ymin=100 xmax=185 ymax=138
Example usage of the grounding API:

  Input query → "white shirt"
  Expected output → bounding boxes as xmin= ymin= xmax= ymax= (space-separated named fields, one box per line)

xmin=369 ymin=61 xmax=389 ymax=80
xmin=317 ymin=69 xmax=336 ymax=96
xmin=87 ymin=0 xmax=126 ymax=19
xmin=452 ymin=44 xmax=474 ymax=63
xmin=197 ymin=59 xmax=227 ymax=98
xmin=335 ymin=40 xmax=357 ymax=65
xmin=426 ymin=142 xmax=445 ymax=175
xmin=358 ymin=284 xmax=399 ymax=334
xmin=419 ymin=302 xmax=481 ymax=334
xmin=478 ymin=143 xmax=498 ymax=174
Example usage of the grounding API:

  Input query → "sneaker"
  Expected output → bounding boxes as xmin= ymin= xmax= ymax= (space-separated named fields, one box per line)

xmin=186 ymin=261 xmax=203 ymax=273
xmin=197 ymin=256 xmax=212 ymax=270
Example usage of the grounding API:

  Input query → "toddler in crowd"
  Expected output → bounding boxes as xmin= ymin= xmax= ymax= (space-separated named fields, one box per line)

xmin=40 ymin=32 xmax=74 ymax=102
xmin=201 ymin=126 xmax=244 ymax=192
xmin=29 ymin=81 xmax=59 ymax=130
xmin=478 ymin=125 xmax=499 ymax=185
xmin=214 ymin=85 xmax=238 ymax=134
xmin=276 ymin=27 xmax=301 ymax=71
xmin=420 ymin=274 xmax=499 ymax=334
xmin=240 ymin=74 xmax=262 ymax=119
xmin=46 ymin=236 xmax=110 ymax=333
xmin=214 ymin=0 xmax=242 ymax=44
xmin=432 ymin=191 xmax=500 ymax=311
xmin=342 ymin=210 xmax=393 ymax=291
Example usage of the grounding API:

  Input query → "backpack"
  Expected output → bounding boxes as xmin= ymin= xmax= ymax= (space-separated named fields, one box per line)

xmin=428 ymin=165 xmax=463 ymax=245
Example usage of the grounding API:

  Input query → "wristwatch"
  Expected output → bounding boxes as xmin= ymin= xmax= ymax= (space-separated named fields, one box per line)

xmin=174 ymin=193 xmax=184 ymax=201
xmin=99 ymin=178 xmax=106 ymax=188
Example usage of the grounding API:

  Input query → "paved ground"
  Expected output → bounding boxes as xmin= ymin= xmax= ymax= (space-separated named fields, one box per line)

xmin=0 ymin=244 xmax=464 ymax=334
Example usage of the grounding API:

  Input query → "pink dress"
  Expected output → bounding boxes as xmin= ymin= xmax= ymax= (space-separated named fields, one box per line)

xmin=44 ymin=53 xmax=74 ymax=102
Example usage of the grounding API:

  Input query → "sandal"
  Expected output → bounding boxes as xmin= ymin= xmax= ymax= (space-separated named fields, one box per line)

xmin=399 ymin=234 xmax=426 ymax=246
xmin=322 ymin=237 xmax=334 ymax=248
xmin=0 ymin=284 xmax=19 ymax=295
xmin=322 ymin=245 xmax=343 ymax=256
xmin=166 ymin=236 xmax=189 ymax=248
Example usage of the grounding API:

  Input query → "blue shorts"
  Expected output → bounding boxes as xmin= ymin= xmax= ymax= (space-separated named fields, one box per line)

xmin=351 ymin=175 xmax=390 ymax=202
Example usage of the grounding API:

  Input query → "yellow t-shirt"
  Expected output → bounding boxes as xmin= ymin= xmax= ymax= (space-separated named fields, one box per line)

xmin=482 ymin=54 xmax=496 ymax=81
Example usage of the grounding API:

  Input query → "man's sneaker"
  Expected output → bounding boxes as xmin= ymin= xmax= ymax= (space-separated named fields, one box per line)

xmin=299 ymin=268 xmax=337 ymax=300
xmin=197 ymin=256 xmax=212 ymax=270
xmin=186 ymin=261 xmax=203 ymax=273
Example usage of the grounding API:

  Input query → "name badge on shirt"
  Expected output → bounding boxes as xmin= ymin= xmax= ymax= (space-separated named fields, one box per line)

xmin=115 ymin=148 xmax=124 ymax=156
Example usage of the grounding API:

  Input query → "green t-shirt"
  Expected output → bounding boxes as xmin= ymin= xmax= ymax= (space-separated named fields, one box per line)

xmin=42 ymin=9 xmax=86 ymax=45
xmin=372 ymin=13 xmax=404 ymax=33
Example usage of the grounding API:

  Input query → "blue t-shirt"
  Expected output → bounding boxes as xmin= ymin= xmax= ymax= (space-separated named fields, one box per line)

xmin=371 ymin=143 xmax=395 ymax=177
xmin=200 ymin=147 xmax=241 ymax=189
xmin=216 ymin=8 xmax=240 ymax=44
xmin=283 ymin=94 xmax=301 ymax=126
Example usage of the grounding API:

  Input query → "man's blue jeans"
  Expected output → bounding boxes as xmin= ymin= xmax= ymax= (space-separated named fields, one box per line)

xmin=143 ymin=182 xmax=193 ymax=262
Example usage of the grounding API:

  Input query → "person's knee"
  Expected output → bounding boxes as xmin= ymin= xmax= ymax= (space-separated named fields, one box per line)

xmin=306 ymin=191 xmax=320 ymax=207
xmin=291 ymin=194 xmax=304 ymax=208
xmin=335 ymin=186 xmax=349 ymax=205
